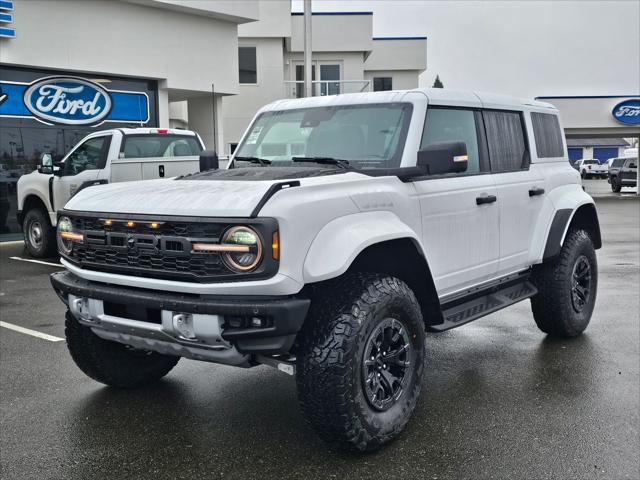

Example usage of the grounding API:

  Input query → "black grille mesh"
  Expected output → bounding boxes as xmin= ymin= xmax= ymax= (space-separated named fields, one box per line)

xmin=67 ymin=217 xmax=238 ymax=281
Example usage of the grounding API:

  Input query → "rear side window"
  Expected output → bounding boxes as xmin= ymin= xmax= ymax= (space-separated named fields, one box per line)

xmin=531 ymin=112 xmax=564 ymax=158
xmin=120 ymin=135 xmax=202 ymax=159
xmin=483 ymin=111 xmax=528 ymax=172
xmin=421 ymin=108 xmax=482 ymax=174
xmin=583 ymin=160 xmax=598 ymax=165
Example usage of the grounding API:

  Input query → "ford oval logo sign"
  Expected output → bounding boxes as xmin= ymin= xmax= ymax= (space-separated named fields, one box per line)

xmin=612 ymin=99 xmax=640 ymax=126
xmin=23 ymin=76 xmax=112 ymax=125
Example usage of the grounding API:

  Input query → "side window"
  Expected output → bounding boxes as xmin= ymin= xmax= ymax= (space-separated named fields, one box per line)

xmin=420 ymin=108 xmax=481 ymax=174
xmin=64 ymin=136 xmax=107 ymax=175
xmin=483 ymin=110 xmax=528 ymax=172
xmin=531 ymin=112 xmax=564 ymax=158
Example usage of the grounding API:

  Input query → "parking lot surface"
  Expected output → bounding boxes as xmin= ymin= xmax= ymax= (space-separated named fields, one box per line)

xmin=1 ymin=195 xmax=638 ymax=479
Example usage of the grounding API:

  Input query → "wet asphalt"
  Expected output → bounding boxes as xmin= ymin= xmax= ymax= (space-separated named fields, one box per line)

xmin=0 ymin=185 xmax=638 ymax=480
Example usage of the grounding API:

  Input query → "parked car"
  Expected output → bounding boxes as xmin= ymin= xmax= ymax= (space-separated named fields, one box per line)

xmin=51 ymin=89 xmax=601 ymax=452
xmin=608 ymin=157 xmax=638 ymax=192
xmin=574 ymin=158 xmax=608 ymax=179
xmin=17 ymin=128 xmax=210 ymax=257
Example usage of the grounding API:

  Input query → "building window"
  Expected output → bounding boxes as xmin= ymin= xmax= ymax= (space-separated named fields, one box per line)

xmin=230 ymin=143 xmax=238 ymax=154
xmin=373 ymin=77 xmax=393 ymax=92
xmin=239 ymin=47 xmax=257 ymax=84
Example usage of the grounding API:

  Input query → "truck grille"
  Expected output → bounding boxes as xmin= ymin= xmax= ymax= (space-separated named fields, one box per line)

xmin=63 ymin=214 xmax=278 ymax=283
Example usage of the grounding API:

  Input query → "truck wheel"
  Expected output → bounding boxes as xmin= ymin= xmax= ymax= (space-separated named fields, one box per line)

xmin=296 ymin=273 xmax=425 ymax=452
xmin=531 ymin=229 xmax=597 ymax=338
xmin=580 ymin=170 xmax=587 ymax=179
xmin=611 ymin=176 xmax=622 ymax=192
xmin=65 ymin=311 xmax=179 ymax=388
xmin=23 ymin=208 xmax=56 ymax=258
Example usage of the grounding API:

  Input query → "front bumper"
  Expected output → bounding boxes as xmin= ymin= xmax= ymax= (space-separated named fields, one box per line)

xmin=51 ymin=271 xmax=310 ymax=361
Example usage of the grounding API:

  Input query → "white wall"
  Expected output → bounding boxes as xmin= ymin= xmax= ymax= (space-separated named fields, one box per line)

xmin=365 ymin=39 xmax=427 ymax=71
xmin=288 ymin=14 xmax=373 ymax=53
xmin=364 ymin=70 xmax=420 ymax=91
xmin=1 ymin=0 xmax=241 ymax=95
xmin=239 ymin=0 xmax=291 ymax=37
xmin=222 ymin=37 xmax=286 ymax=150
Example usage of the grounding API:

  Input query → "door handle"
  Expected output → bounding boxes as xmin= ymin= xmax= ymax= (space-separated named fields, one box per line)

xmin=159 ymin=165 xmax=165 ymax=177
xmin=476 ymin=194 xmax=497 ymax=205
xmin=529 ymin=187 xmax=545 ymax=197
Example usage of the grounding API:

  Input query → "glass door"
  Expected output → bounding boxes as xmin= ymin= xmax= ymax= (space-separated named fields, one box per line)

xmin=319 ymin=64 xmax=340 ymax=96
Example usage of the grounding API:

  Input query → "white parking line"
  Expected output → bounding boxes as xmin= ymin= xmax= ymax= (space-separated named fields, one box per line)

xmin=0 ymin=240 xmax=25 ymax=246
xmin=9 ymin=256 xmax=63 ymax=267
xmin=0 ymin=321 xmax=65 ymax=342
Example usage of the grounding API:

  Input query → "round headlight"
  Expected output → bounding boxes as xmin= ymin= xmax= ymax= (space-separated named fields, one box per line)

xmin=221 ymin=226 xmax=263 ymax=272
xmin=57 ymin=216 xmax=74 ymax=255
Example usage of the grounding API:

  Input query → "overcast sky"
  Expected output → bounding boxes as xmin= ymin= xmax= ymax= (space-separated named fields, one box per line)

xmin=291 ymin=0 xmax=640 ymax=98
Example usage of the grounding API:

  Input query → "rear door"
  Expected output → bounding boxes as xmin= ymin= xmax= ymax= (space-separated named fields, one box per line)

xmin=487 ymin=110 xmax=546 ymax=277
xmin=413 ymin=107 xmax=499 ymax=296
xmin=622 ymin=158 xmax=638 ymax=184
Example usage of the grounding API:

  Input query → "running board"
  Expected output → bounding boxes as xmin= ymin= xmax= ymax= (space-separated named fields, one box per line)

xmin=429 ymin=280 xmax=538 ymax=333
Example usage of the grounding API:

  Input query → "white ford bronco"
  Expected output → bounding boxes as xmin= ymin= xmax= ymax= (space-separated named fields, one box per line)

xmin=17 ymin=128 xmax=206 ymax=258
xmin=51 ymin=89 xmax=601 ymax=452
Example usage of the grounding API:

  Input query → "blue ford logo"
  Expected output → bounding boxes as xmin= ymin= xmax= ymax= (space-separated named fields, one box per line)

xmin=612 ymin=99 xmax=640 ymax=126
xmin=23 ymin=76 xmax=112 ymax=125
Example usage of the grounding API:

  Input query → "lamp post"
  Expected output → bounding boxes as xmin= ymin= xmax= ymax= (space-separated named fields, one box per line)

xmin=303 ymin=0 xmax=312 ymax=98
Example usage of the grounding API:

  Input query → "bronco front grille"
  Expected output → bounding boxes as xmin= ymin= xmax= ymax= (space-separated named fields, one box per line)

xmin=61 ymin=213 xmax=279 ymax=283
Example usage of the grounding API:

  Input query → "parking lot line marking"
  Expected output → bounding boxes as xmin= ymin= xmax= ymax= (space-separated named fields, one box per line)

xmin=0 ymin=321 xmax=65 ymax=342
xmin=0 ymin=240 xmax=25 ymax=246
xmin=9 ymin=256 xmax=63 ymax=267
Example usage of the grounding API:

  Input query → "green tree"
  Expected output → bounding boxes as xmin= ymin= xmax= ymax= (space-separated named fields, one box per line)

xmin=432 ymin=75 xmax=444 ymax=88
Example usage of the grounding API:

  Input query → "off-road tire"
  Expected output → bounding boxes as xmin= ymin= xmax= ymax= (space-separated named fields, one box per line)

xmin=296 ymin=273 xmax=426 ymax=452
xmin=65 ymin=311 xmax=179 ymax=388
xmin=531 ymin=229 xmax=597 ymax=338
xmin=611 ymin=176 xmax=622 ymax=192
xmin=23 ymin=208 xmax=56 ymax=258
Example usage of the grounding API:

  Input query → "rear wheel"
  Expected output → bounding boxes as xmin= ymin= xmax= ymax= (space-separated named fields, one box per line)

xmin=296 ymin=273 xmax=426 ymax=452
xmin=23 ymin=208 xmax=56 ymax=258
xmin=580 ymin=170 xmax=587 ymax=179
xmin=531 ymin=229 xmax=597 ymax=338
xmin=65 ymin=311 xmax=180 ymax=388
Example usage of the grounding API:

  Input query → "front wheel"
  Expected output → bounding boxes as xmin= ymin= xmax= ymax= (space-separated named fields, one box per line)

xmin=581 ymin=170 xmax=587 ymax=179
xmin=296 ymin=273 xmax=426 ymax=452
xmin=530 ymin=229 xmax=598 ymax=338
xmin=611 ymin=176 xmax=622 ymax=192
xmin=23 ymin=208 xmax=56 ymax=258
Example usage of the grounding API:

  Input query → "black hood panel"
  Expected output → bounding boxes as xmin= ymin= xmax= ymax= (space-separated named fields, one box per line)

xmin=180 ymin=166 xmax=346 ymax=181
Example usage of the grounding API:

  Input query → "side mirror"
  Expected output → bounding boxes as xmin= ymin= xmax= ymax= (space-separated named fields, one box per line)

xmin=199 ymin=150 xmax=219 ymax=172
xmin=417 ymin=141 xmax=468 ymax=175
xmin=37 ymin=153 xmax=54 ymax=174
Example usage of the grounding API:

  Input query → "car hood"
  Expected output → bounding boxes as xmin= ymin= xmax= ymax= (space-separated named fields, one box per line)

xmin=63 ymin=169 xmax=366 ymax=217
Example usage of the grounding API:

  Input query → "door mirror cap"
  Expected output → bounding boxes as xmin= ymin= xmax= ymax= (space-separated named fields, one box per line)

xmin=417 ymin=141 xmax=468 ymax=175
xmin=199 ymin=150 xmax=219 ymax=172
xmin=37 ymin=153 xmax=54 ymax=174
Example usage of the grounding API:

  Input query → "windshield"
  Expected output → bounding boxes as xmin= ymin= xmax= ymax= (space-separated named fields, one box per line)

xmin=233 ymin=103 xmax=412 ymax=169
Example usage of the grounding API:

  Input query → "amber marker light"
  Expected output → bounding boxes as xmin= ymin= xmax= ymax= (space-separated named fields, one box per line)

xmin=150 ymin=222 xmax=159 ymax=229
xmin=127 ymin=221 xmax=135 ymax=227
xmin=104 ymin=219 xmax=113 ymax=226
xmin=59 ymin=231 xmax=84 ymax=242
xmin=271 ymin=231 xmax=280 ymax=260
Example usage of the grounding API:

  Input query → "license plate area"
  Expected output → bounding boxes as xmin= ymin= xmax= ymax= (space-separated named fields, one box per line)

xmin=103 ymin=301 xmax=161 ymax=324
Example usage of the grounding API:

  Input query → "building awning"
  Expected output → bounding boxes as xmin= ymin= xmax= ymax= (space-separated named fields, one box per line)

xmin=566 ymin=138 xmax=630 ymax=147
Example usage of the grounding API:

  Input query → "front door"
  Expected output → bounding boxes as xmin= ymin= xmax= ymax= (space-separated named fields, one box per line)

xmin=413 ymin=107 xmax=500 ymax=297
xmin=53 ymin=134 xmax=111 ymax=211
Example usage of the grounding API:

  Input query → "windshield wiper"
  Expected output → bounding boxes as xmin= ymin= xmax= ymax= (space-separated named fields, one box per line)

xmin=292 ymin=157 xmax=352 ymax=169
xmin=234 ymin=156 xmax=272 ymax=166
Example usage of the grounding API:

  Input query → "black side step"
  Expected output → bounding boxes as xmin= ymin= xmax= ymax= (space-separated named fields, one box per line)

xmin=428 ymin=279 xmax=538 ymax=333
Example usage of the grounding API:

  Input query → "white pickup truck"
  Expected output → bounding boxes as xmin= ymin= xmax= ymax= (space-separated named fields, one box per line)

xmin=17 ymin=128 xmax=207 ymax=257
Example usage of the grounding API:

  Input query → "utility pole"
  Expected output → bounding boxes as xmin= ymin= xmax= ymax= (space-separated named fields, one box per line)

xmin=303 ymin=0 xmax=312 ymax=98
